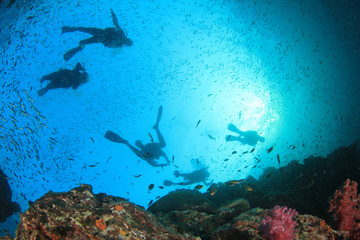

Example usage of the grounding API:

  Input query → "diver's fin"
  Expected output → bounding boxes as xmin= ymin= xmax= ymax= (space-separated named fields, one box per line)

xmin=163 ymin=180 xmax=174 ymax=186
xmin=228 ymin=123 xmax=242 ymax=134
xmin=153 ymin=105 xmax=163 ymax=129
xmin=174 ymin=170 xmax=180 ymax=178
xmin=37 ymin=87 xmax=48 ymax=96
xmin=64 ymin=45 xmax=83 ymax=61
xmin=104 ymin=131 xmax=127 ymax=143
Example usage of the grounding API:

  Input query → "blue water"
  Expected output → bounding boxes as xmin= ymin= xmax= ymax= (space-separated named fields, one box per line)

xmin=1 ymin=0 xmax=359 ymax=236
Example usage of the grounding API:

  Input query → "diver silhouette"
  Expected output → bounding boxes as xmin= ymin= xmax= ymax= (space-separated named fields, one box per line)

xmin=225 ymin=123 xmax=265 ymax=146
xmin=37 ymin=63 xmax=89 ymax=96
xmin=105 ymin=106 xmax=170 ymax=167
xmin=62 ymin=9 xmax=133 ymax=61
xmin=163 ymin=167 xmax=211 ymax=186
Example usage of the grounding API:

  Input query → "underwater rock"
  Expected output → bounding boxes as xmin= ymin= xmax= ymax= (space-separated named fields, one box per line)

xmin=147 ymin=189 xmax=217 ymax=214
xmin=11 ymin=184 xmax=198 ymax=240
xmin=205 ymin=141 xmax=360 ymax=225
xmin=211 ymin=208 xmax=348 ymax=240
xmin=0 ymin=184 xmax=351 ymax=240
xmin=0 ymin=168 xmax=20 ymax=223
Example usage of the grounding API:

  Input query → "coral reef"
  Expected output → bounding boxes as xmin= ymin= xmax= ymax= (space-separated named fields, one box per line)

xmin=9 ymin=184 xmax=198 ymax=240
xmin=329 ymin=178 xmax=360 ymax=239
xmin=0 ymin=184 xmax=350 ymax=240
xmin=258 ymin=206 xmax=298 ymax=240
xmin=1 ymin=142 xmax=359 ymax=239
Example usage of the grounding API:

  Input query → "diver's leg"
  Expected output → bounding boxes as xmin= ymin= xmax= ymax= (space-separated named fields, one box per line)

xmin=153 ymin=106 xmax=166 ymax=147
xmin=225 ymin=135 xmax=241 ymax=142
xmin=63 ymin=45 xmax=84 ymax=61
xmin=104 ymin=131 xmax=128 ymax=143
xmin=124 ymin=143 xmax=143 ymax=158
xmin=40 ymin=72 xmax=61 ymax=83
xmin=79 ymin=36 xmax=100 ymax=45
xmin=62 ymin=26 xmax=104 ymax=36
xmin=37 ymin=86 xmax=49 ymax=96
xmin=227 ymin=123 xmax=243 ymax=134
xmin=153 ymin=106 xmax=163 ymax=129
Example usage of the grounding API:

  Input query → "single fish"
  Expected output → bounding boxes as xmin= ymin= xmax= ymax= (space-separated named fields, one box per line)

xmin=133 ymin=174 xmax=142 ymax=178
xmin=148 ymin=184 xmax=154 ymax=191
xmin=148 ymin=132 xmax=154 ymax=143
xmin=194 ymin=184 xmax=203 ymax=190
xmin=243 ymin=185 xmax=253 ymax=191
xmin=196 ymin=120 xmax=201 ymax=128
xmin=208 ymin=134 xmax=215 ymax=140
xmin=277 ymin=154 xmax=280 ymax=165
xmin=267 ymin=147 xmax=274 ymax=153
xmin=225 ymin=179 xmax=244 ymax=186
xmin=208 ymin=186 xmax=217 ymax=196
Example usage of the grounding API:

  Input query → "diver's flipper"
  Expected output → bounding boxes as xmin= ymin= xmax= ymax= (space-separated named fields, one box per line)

xmin=64 ymin=45 xmax=83 ymax=61
xmin=104 ymin=131 xmax=128 ymax=143
xmin=153 ymin=105 xmax=163 ymax=129
xmin=163 ymin=180 xmax=174 ymax=186
xmin=228 ymin=123 xmax=242 ymax=134
xmin=37 ymin=87 xmax=48 ymax=96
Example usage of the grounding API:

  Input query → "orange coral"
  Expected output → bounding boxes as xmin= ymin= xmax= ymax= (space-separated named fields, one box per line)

xmin=319 ymin=220 xmax=332 ymax=233
xmin=95 ymin=218 xmax=106 ymax=230
xmin=115 ymin=205 xmax=124 ymax=211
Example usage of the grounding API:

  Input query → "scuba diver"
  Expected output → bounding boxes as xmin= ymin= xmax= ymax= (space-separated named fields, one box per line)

xmin=105 ymin=106 xmax=170 ymax=167
xmin=163 ymin=167 xmax=211 ymax=187
xmin=37 ymin=63 xmax=89 ymax=96
xmin=62 ymin=9 xmax=133 ymax=61
xmin=225 ymin=123 xmax=265 ymax=146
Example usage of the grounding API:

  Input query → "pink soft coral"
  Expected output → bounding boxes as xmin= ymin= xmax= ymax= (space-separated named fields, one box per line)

xmin=329 ymin=179 xmax=360 ymax=234
xmin=259 ymin=205 xmax=298 ymax=240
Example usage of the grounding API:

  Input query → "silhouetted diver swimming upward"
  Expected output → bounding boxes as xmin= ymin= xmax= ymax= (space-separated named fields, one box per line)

xmin=37 ymin=63 xmax=89 ymax=96
xmin=105 ymin=106 xmax=170 ymax=167
xmin=62 ymin=9 xmax=133 ymax=61
xmin=163 ymin=167 xmax=211 ymax=187
xmin=225 ymin=123 xmax=265 ymax=146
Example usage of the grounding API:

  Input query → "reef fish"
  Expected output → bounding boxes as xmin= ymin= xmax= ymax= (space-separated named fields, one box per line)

xmin=225 ymin=179 xmax=244 ymax=186
xmin=196 ymin=120 xmax=201 ymax=128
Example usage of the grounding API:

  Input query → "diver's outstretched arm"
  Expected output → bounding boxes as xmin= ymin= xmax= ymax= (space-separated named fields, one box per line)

xmin=110 ymin=9 xmax=126 ymax=37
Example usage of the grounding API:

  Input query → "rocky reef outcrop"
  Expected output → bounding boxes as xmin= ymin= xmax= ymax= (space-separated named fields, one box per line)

xmin=1 ymin=141 xmax=359 ymax=239
xmin=0 ymin=183 xmax=349 ymax=240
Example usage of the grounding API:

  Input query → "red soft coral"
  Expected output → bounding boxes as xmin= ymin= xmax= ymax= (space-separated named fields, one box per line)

xmin=329 ymin=179 xmax=360 ymax=235
xmin=259 ymin=205 xmax=298 ymax=240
